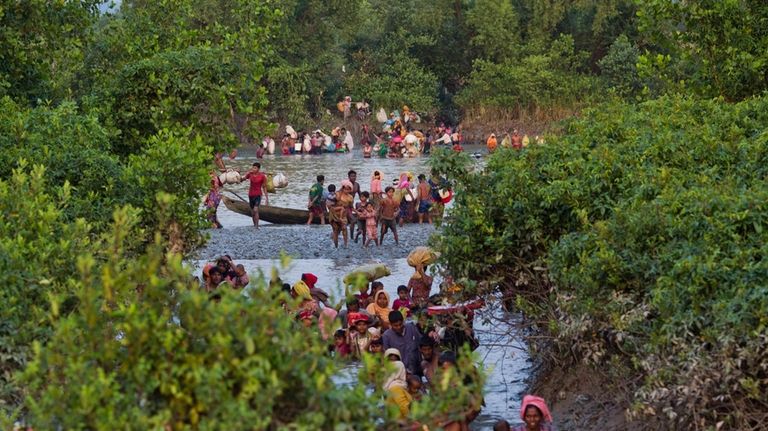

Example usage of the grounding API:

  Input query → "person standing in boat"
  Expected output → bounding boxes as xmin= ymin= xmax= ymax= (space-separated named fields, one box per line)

xmin=242 ymin=162 xmax=269 ymax=228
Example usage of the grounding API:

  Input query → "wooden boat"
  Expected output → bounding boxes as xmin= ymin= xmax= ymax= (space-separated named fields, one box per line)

xmin=222 ymin=195 xmax=321 ymax=224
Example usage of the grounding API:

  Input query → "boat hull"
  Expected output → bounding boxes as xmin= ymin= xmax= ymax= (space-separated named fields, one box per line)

xmin=222 ymin=196 xmax=320 ymax=224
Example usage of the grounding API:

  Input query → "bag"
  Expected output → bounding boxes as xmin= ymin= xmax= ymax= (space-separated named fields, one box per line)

xmin=218 ymin=170 xmax=241 ymax=185
xmin=266 ymin=173 xmax=276 ymax=193
xmin=273 ymin=172 xmax=288 ymax=188
xmin=376 ymin=108 xmax=388 ymax=123
xmin=343 ymin=263 xmax=391 ymax=285
xmin=407 ymin=246 xmax=440 ymax=268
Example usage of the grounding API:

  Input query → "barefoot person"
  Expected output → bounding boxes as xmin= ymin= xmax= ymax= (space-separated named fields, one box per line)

xmin=416 ymin=174 xmax=432 ymax=224
xmin=379 ymin=186 xmax=399 ymax=245
xmin=307 ymin=175 xmax=326 ymax=225
xmin=328 ymin=189 xmax=349 ymax=248
xmin=242 ymin=162 xmax=269 ymax=228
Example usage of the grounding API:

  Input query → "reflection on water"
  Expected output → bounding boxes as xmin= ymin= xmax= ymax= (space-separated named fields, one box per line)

xmin=214 ymin=145 xmax=485 ymax=227
xmin=190 ymin=257 xmax=530 ymax=428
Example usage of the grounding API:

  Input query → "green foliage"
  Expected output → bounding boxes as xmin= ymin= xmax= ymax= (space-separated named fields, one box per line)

xmin=457 ymin=35 xmax=597 ymax=115
xmin=84 ymin=0 xmax=280 ymax=152
xmin=434 ymin=95 xmax=768 ymax=428
xmin=104 ymin=46 xmax=266 ymax=155
xmin=0 ymin=0 xmax=100 ymax=103
xmin=466 ymin=0 xmax=520 ymax=63
xmin=122 ymin=129 xmax=211 ymax=252
xmin=0 ymin=165 xmax=93 ymax=413
xmin=345 ymin=40 xmax=440 ymax=114
xmin=638 ymin=0 xmax=768 ymax=100
xmin=0 ymin=97 xmax=123 ymax=227
xmin=598 ymin=34 xmax=641 ymax=97
xmin=21 ymin=211 xmax=381 ymax=430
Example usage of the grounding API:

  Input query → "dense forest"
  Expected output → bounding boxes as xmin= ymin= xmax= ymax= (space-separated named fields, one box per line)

xmin=1 ymin=0 xmax=767 ymax=429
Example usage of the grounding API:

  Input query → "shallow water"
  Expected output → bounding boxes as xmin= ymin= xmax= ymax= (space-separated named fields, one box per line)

xmin=214 ymin=145 xmax=486 ymax=227
xmin=190 ymin=258 xmax=531 ymax=428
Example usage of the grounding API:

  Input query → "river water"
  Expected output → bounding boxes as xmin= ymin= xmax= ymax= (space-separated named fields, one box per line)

xmin=199 ymin=146 xmax=533 ymax=429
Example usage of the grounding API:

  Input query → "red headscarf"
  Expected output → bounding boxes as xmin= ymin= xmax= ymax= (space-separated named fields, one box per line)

xmin=520 ymin=395 xmax=553 ymax=423
xmin=301 ymin=273 xmax=318 ymax=289
xmin=347 ymin=312 xmax=369 ymax=327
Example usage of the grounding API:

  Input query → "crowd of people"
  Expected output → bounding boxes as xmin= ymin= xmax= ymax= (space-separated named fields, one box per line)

xmin=197 ymin=253 xmax=556 ymax=430
xmin=307 ymin=169 xmax=451 ymax=248
xmin=485 ymin=129 xmax=543 ymax=153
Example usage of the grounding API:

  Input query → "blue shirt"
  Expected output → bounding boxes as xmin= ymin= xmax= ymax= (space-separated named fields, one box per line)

xmin=382 ymin=322 xmax=422 ymax=375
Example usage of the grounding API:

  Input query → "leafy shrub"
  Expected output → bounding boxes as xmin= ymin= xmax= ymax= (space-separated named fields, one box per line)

xmin=456 ymin=35 xmax=598 ymax=117
xmin=0 ymin=165 xmax=94 ymax=413
xmin=598 ymin=34 xmax=641 ymax=97
xmin=434 ymin=94 xmax=768 ymax=428
xmin=0 ymin=97 xmax=124 ymax=227
xmin=122 ymin=129 xmax=211 ymax=252
xmin=102 ymin=46 xmax=267 ymax=156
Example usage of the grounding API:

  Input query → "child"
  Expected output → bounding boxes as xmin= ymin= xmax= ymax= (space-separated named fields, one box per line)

xmin=354 ymin=191 xmax=370 ymax=244
xmin=363 ymin=202 xmax=378 ymax=247
xmin=392 ymin=285 xmax=412 ymax=317
xmin=354 ymin=284 xmax=371 ymax=308
xmin=363 ymin=140 xmax=372 ymax=158
xmin=368 ymin=338 xmax=383 ymax=354
xmin=370 ymin=281 xmax=384 ymax=298
xmin=232 ymin=264 xmax=250 ymax=289
xmin=407 ymin=375 xmax=424 ymax=401
xmin=325 ymin=184 xmax=337 ymax=207
xmin=333 ymin=329 xmax=351 ymax=358
xmin=348 ymin=315 xmax=372 ymax=358
xmin=379 ymin=186 xmax=399 ymax=245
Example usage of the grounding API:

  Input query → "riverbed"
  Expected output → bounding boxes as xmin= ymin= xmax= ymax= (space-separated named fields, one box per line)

xmin=196 ymin=146 xmax=532 ymax=429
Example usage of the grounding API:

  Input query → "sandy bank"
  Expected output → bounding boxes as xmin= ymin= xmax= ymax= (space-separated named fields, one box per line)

xmin=193 ymin=224 xmax=437 ymax=261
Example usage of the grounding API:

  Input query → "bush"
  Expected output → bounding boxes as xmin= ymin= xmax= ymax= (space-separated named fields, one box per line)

xmin=434 ymin=94 xmax=768 ymax=428
xmin=598 ymin=34 xmax=641 ymax=97
xmin=121 ymin=129 xmax=211 ymax=252
xmin=0 ymin=97 xmax=124 ymax=228
xmin=0 ymin=165 xmax=94 ymax=413
xmin=456 ymin=35 xmax=597 ymax=117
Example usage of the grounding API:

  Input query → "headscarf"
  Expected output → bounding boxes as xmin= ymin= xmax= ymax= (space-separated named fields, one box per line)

xmin=519 ymin=395 xmax=553 ymax=423
xmin=340 ymin=179 xmax=353 ymax=190
xmin=348 ymin=312 xmax=369 ymax=327
xmin=292 ymin=280 xmax=312 ymax=301
xmin=366 ymin=290 xmax=392 ymax=324
xmin=302 ymin=273 xmax=318 ymax=289
xmin=398 ymin=172 xmax=411 ymax=189
xmin=384 ymin=360 xmax=408 ymax=391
